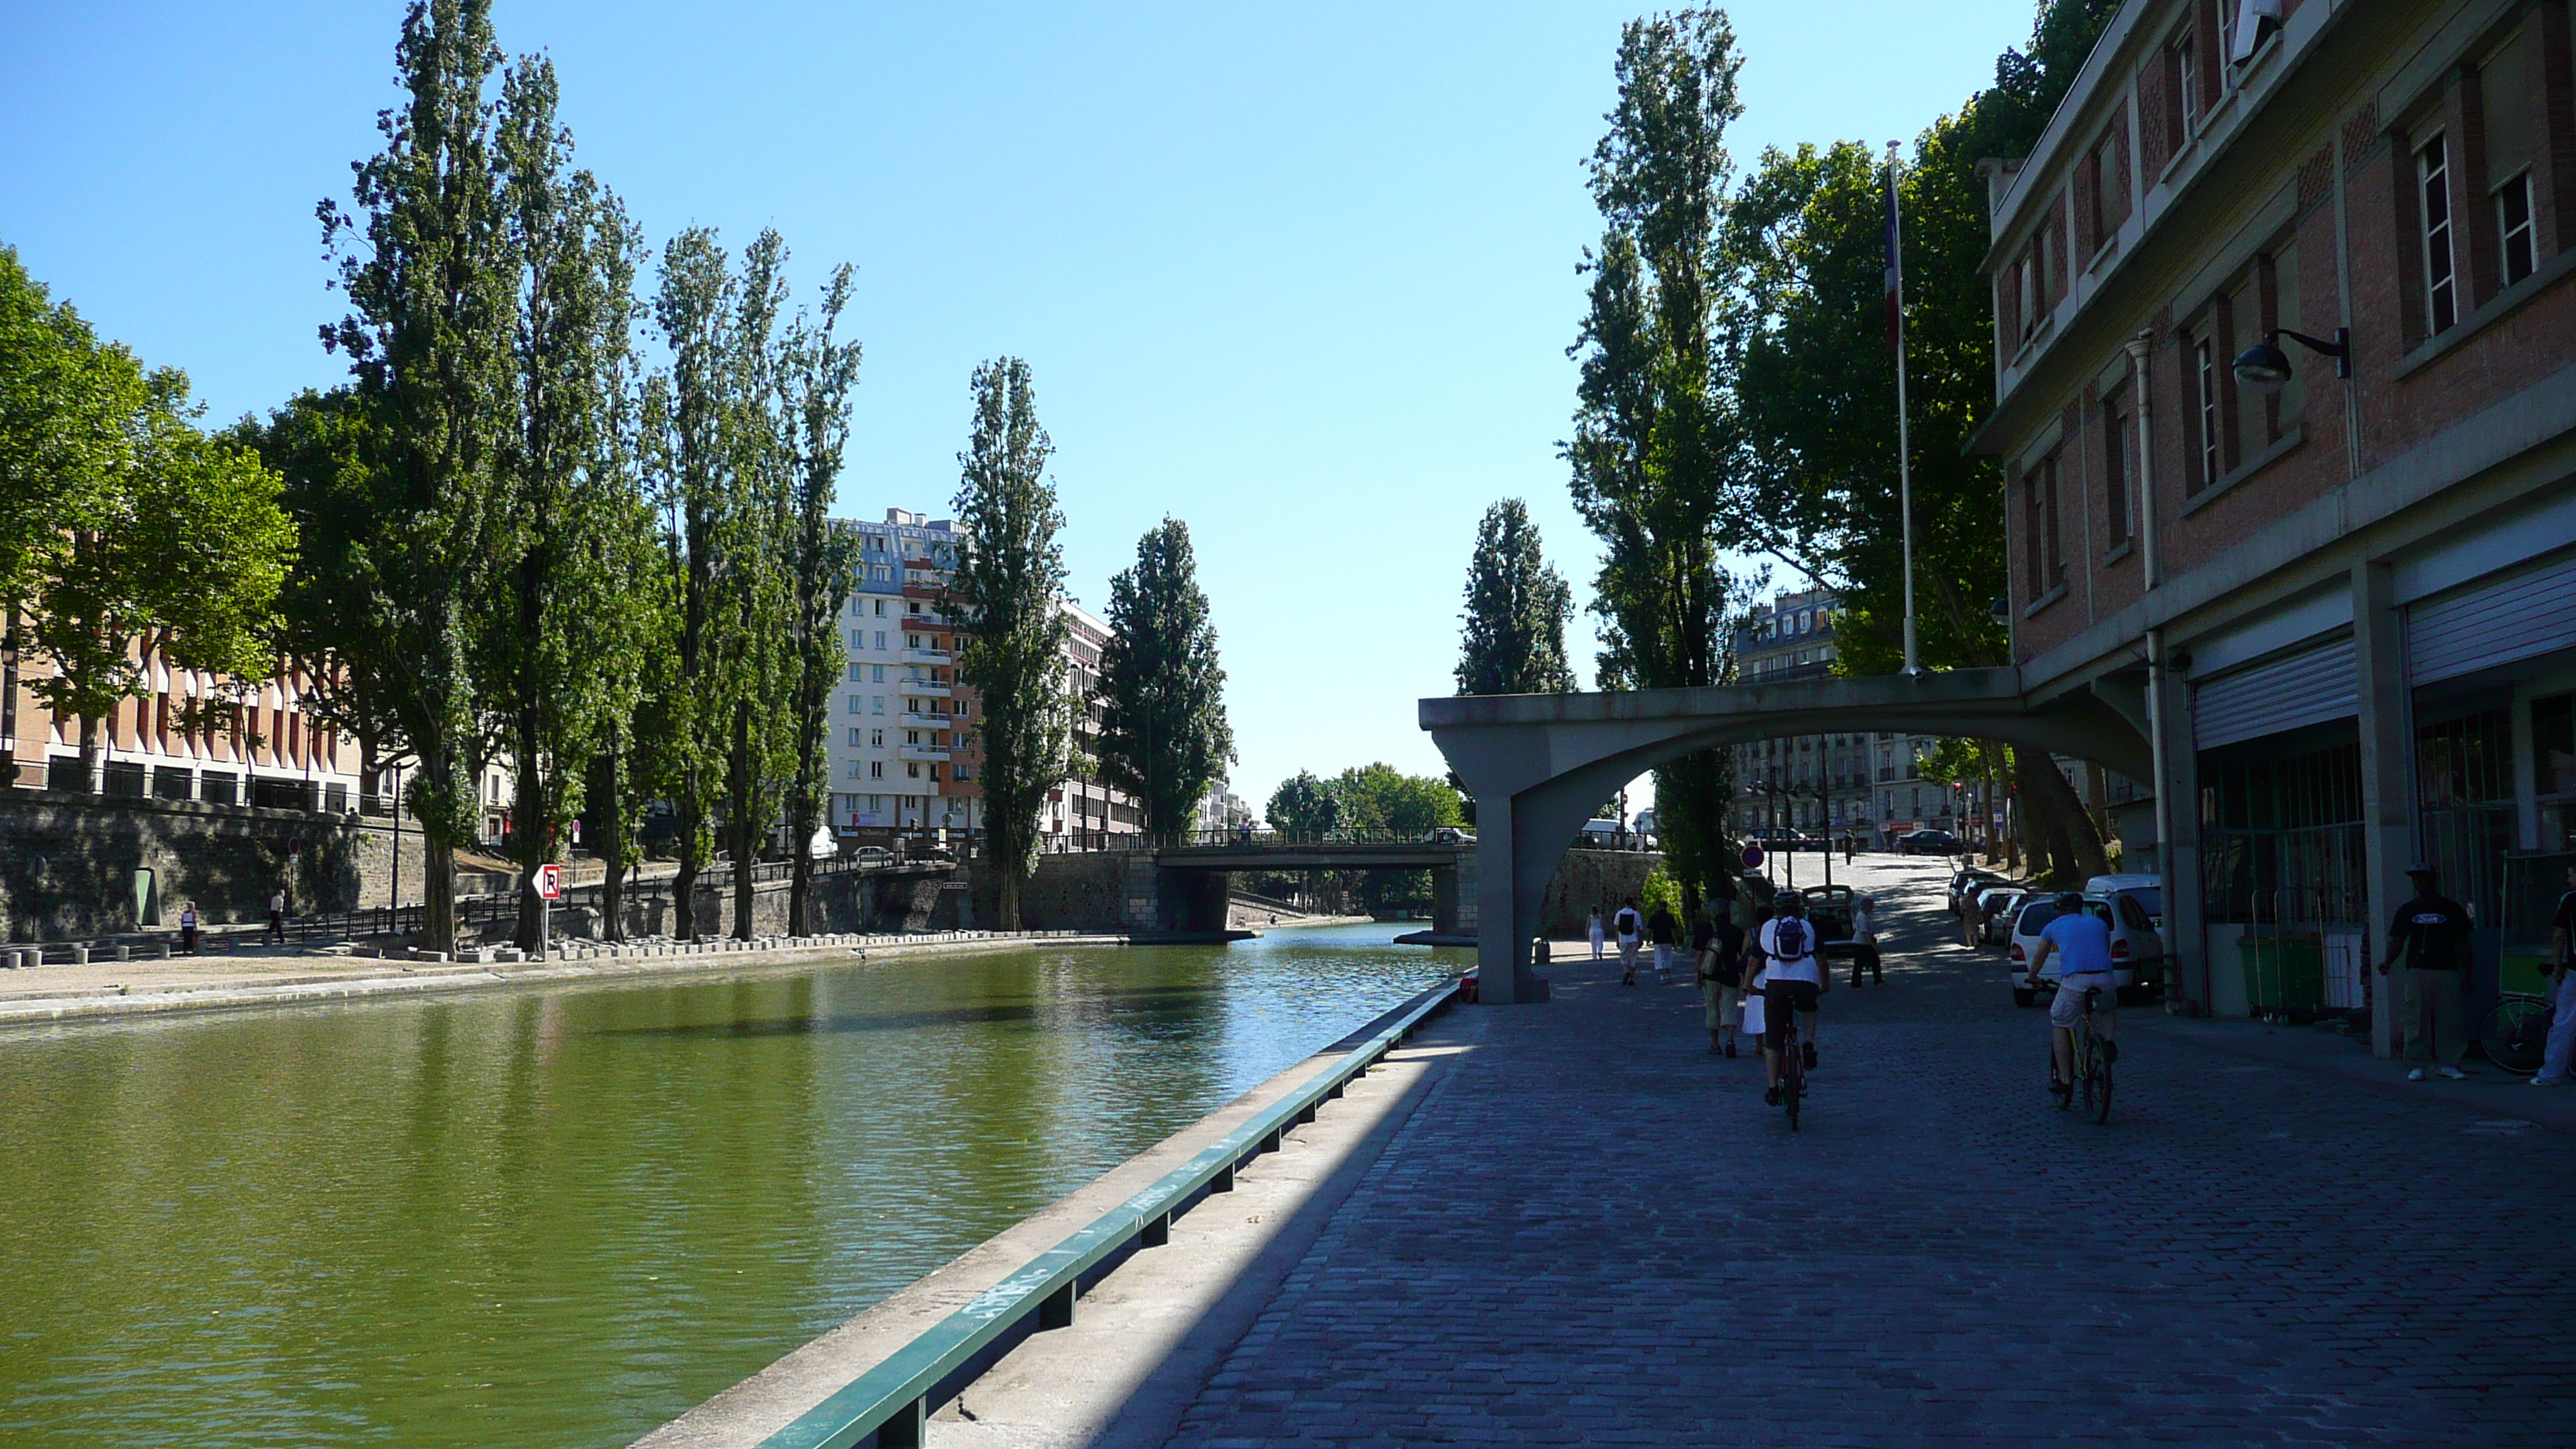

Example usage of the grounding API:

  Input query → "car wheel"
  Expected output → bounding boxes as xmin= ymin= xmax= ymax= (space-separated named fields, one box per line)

xmin=2012 ymin=987 xmax=2037 ymax=1009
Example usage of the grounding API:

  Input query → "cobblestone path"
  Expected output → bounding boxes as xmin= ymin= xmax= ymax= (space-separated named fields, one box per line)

xmin=1163 ymin=858 xmax=2576 ymax=1447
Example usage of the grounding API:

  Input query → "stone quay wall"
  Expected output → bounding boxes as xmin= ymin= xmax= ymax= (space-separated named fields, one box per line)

xmin=0 ymin=790 xmax=400 ymax=941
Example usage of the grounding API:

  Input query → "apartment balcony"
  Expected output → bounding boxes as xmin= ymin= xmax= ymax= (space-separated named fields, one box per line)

xmin=899 ymin=647 xmax=952 ymax=666
xmin=899 ymin=744 xmax=951 ymax=762
xmin=902 ymin=680 xmax=952 ymax=699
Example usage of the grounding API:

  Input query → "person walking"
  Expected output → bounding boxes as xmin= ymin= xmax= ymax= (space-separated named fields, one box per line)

xmin=2377 ymin=864 xmax=2472 ymax=1081
xmin=1697 ymin=900 xmax=1748 ymax=1057
xmin=2531 ymin=864 xmax=2576 ymax=1088
xmin=1613 ymin=897 xmax=1644 ymax=985
xmin=1647 ymin=899 xmax=1680 ymax=984
xmin=1843 ymin=834 xmax=1855 ymax=865
xmin=178 ymin=904 xmax=200 ymax=956
xmin=265 ymin=888 xmax=288 ymax=946
xmin=1588 ymin=906 xmax=1606 ymax=961
xmin=1850 ymin=892 xmax=1882 ymax=986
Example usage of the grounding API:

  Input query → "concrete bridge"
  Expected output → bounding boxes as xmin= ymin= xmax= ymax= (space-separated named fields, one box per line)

xmin=1047 ymin=832 xmax=1478 ymax=936
xmin=1422 ymin=670 xmax=2154 ymax=1004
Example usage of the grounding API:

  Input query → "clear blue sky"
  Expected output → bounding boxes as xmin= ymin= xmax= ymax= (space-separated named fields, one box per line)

xmin=2 ymin=0 xmax=2039 ymax=817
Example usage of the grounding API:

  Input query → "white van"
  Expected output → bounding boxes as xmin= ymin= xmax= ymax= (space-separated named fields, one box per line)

xmin=2084 ymin=873 xmax=2165 ymax=931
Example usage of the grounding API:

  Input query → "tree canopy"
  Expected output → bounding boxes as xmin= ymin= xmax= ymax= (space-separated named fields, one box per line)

xmin=1455 ymin=498 xmax=1577 ymax=696
xmin=1096 ymin=517 xmax=1234 ymax=837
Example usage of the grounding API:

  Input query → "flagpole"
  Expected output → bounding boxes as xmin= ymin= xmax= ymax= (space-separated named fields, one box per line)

xmin=1890 ymin=139 xmax=1920 ymax=677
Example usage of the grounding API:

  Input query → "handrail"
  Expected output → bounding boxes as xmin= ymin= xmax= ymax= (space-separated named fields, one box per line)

xmin=748 ymin=975 xmax=1462 ymax=1449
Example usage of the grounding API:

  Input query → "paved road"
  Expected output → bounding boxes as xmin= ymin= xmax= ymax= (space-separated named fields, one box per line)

xmin=1160 ymin=856 xmax=2576 ymax=1447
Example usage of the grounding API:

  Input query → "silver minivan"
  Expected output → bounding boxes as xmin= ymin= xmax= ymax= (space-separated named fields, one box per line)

xmin=2007 ymin=892 xmax=2167 ymax=1008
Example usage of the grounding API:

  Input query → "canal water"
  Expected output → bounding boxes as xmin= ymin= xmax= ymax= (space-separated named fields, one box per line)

xmin=0 ymin=925 xmax=1461 ymax=1447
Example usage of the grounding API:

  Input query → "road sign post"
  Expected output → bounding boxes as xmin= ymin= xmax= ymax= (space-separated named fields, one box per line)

xmin=535 ymin=864 xmax=562 ymax=960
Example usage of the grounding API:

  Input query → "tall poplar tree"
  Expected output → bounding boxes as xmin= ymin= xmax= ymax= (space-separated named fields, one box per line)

xmin=489 ymin=56 xmax=649 ymax=950
xmin=320 ymin=0 xmax=517 ymax=954
xmin=717 ymin=231 xmax=796 ymax=940
xmin=1096 ymin=517 xmax=1235 ymax=838
xmin=783 ymin=268 xmax=863 ymax=936
xmin=1568 ymin=9 xmax=1751 ymax=908
xmin=1455 ymin=498 xmax=1576 ymax=696
xmin=950 ymin=358 xmax=1070 ymax=930
xmin=649 ymin=231 xmax=731 ymax=941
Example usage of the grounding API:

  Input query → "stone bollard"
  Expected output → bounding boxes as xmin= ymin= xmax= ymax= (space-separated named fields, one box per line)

xmin=72 ymin=945 xmax=90 ymax=966
xmin=115 ymin=944 xmax=132 ymax=963
xmin=158 ymin=944 xmax=173 ymax=960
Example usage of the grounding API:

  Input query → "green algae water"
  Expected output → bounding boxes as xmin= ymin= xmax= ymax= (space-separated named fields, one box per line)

xmin=0 ymin=926 xmax=1459 ymax=1447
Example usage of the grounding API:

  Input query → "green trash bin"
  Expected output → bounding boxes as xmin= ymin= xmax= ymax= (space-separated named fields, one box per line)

xmin=2240 ymin=934 xmax=2327 ymax=1011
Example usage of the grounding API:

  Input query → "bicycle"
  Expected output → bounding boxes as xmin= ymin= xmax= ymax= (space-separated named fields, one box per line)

xmin=1772 ymin=1001 xmax=1807 ymax=1132
xmin=2477 ymin=991 xmax=2555 ymax=1076
xmin=2058 ymin=985 xmax=2112 ymax=1125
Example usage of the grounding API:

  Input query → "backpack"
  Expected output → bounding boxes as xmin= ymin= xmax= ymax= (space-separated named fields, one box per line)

xmin=1770 ymin=917 xmax=1811 ymax=960
xmin=1615 ymin=908 xmax=1640 ymax=936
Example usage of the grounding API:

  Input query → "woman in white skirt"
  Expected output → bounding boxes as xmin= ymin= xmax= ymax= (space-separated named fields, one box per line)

xmin=1587 ymin=906 xmax=1605 ymax=961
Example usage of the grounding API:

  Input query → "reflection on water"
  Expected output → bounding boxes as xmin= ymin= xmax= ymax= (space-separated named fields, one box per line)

xmin=0 ymin=925 xmax=1459 ymax=1447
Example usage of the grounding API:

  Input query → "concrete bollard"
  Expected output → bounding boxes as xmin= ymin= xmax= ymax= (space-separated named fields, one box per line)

xmin=72 ymin=945 xmax=90 ymax=966
xmin=115 ymin=944 xmax=132 ymax=962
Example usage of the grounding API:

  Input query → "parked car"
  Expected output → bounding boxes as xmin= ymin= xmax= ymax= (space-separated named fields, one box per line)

xmin=2084 ymin=873 xmax=2165 ymax=931
xmin=1577 ymin=819 xmax=1631 ymax=849
xmin=853 ymin=846 xmax=893 ymax=867
xmin=1792 ymin=884 xmax=1859 ymax=957
xmin=2006 ymin=892 xmax=2167 ymax=1008
xmin=1896 ymin=828 xmax=1962 ymax=855
xmin=1423 ymin=827 xmax=1476 ymax=844
xmin=1974 ymin=886 xmax=2031 ymax=945
xmin=1948 ymin=869 xmax=2005 ymax=910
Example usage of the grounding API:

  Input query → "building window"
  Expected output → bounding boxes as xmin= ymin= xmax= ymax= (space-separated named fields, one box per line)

xmin=2023 ymin=453 xmax=2064 ymax=599
xmin=870 ymin=761 xmax=884 ymax=779
xmin=2496 ymin=173 xmax=2534 ymax=287
xmin=847 ymin=662 xmax=864 ymax=683
xmin=906 ymin=762 xmax=921 ymax=779
xmin=869 ymin=729 xmax=883 ymax=748
xmin=848 ymin=694 xmax=863 ymax=714
xmin=872 ymin=664 xmax=886 ymax=683
xmin=848 ymin=728 xmax=863 ymax=746
xmin=2418 ymin=134 xmax=2456 ymax=334
xmin=2176 ymin=30 xmax=2198 ymax=137
xmin=871 ymin=697 xmax=885 ymax=714
xmin=2192 ymin=334 xmax=2220 ymax=492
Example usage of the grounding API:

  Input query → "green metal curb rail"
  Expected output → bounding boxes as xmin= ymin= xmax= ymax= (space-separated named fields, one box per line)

xmin=751 ymin=975 xmax=1464 ymax=1449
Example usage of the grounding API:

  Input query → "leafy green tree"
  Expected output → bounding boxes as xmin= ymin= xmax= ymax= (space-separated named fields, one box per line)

xmin=1568 ymin=9 xmax=1751 ymax=910
xmin=1097 ymin=518 xmax=1235 ymax=838
xmin=711 ymin=231 xmax=796 ymax=941
xmin=1455 ymin=498 xmax=1576 ymax=695
xmin=0 ymin=243 xmax=131 ymax=618
xmin=782 ymin=269 xmax=864 ymax=936
xmin=318 ymin=0 xmax=519 ymax=954
xmin=950 ymin=358 xmax=1070 ymax=930
xmin=1327 ymin=763 xmax=1464 ymax=836
xmin=488 ymin=55 xmax=651 ymax=949
xmin=1266 ymin=769 xmax=1338 ymax=837
xmin=1719 ymin=0 xmax=2119 ymax=867
xmin=22 ymin=367 xmax=293 ymax=790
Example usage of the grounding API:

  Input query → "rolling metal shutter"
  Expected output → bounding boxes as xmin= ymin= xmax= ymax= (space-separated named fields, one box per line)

xmin=2407 ymin=550 xmax=2576 ymax=685
xmin=2191 ymin=635 xmax=2358 ymax=748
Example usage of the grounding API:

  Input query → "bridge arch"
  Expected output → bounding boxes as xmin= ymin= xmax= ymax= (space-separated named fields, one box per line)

xmin=1419 ymin=669 xmax=2152 ymax=1002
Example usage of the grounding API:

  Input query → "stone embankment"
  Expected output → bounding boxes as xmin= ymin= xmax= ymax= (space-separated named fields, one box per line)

xmin=0 ymin=930 xmax=1121 ymax=1028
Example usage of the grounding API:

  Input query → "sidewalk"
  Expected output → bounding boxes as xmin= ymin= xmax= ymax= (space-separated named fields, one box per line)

xmin=2131 ymin=1009 xmax=2576 ymax=1134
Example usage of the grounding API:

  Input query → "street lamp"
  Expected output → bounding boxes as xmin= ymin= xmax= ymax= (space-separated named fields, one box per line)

xmin=2232 ymin=327 xmax=2350 ymax=391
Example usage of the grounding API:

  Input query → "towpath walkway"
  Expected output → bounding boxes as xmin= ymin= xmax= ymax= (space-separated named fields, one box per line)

xmin=1149 ymin=856 xmax=2576 ymax=1447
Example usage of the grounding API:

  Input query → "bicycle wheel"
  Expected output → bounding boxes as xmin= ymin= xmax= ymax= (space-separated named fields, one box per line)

xmin=2478 ymin=995 xmax=2553 ymax=1075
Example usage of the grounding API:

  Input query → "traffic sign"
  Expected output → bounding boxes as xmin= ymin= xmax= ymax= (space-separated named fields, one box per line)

xmin=535 ymin=863 xmax=562 ymax=900
xmin=1742 ymin=844 xmax=1765 ymax=869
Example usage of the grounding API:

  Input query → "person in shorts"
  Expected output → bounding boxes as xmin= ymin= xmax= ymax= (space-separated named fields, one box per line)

xmin=1758 ymin=892 xmax=1828 ymax=1106
xmin=1696 ymin=900 xmax=1748 ymax=1057
xmin=1612 ymin=898 xmax=1643 ymax=985
xmin=2026 ymin=892 xmax=2116 ymax=1103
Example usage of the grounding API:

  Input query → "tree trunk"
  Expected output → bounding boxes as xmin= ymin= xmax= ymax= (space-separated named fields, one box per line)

xmin=423 ymin=838 xmax=457 ymax=956
xmin=673 ymin=763 xmax=703 ymax=942
xmin=728 ymin=706 xmax=757 ymax=940
xmin=788 ymin=848 xmax=812 ymax=937
xmin=2033 ymin=754 xmax=2111 ymax=879
xmin=589 ymin=748 xmax=625 ymax=944
xmin=998 ymin=868 xmax=1021 ymax=932
xmin=78 ymin=713 xmax=108 ymax=793
xmin=510 ymin=714 xmax=548 ymax=953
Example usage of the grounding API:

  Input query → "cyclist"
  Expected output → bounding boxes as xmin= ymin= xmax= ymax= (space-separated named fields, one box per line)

xmin=1758 ymin=891 xmax=1828 ymax=1107
xmin=2025 ymin=891 xmax=2117 ymax=1105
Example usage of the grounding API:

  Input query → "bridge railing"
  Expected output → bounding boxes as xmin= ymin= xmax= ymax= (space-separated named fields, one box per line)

xmin=1042 ymin=827 xmax=1468 ymax=855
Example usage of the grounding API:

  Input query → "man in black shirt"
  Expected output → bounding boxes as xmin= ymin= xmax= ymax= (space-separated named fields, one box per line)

xmin=1646 ymin=902 xmax=1680 ymax=984
xmin=1694 ymin=903 xmax=1748 ymax=1057
xmin=2377 ymin=864 xmax=2472 ymax=1080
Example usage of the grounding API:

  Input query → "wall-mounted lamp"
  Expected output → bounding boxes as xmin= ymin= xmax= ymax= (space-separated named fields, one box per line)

xmin=2232 ymin=327 xmax=2351 ymax=392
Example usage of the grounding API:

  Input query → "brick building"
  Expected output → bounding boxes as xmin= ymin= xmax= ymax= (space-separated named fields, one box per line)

xmin=1971 ymin=0 xmax=2576 ymax=1021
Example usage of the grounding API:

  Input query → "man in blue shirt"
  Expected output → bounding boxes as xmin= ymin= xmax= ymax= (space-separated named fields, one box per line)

xmin=2026 ymin=892 xmax=2117 ymax=1105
